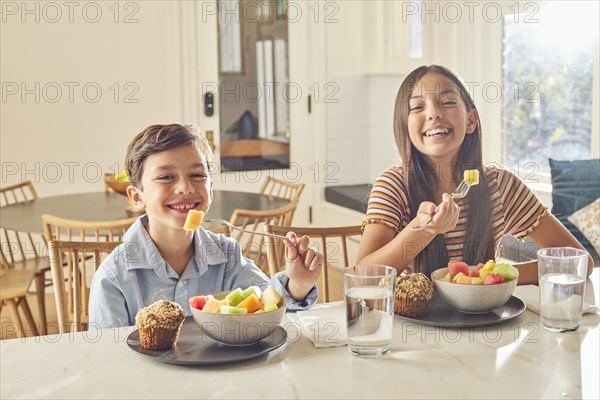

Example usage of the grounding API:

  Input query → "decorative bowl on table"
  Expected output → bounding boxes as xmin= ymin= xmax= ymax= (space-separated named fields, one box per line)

xmin=190 ymin=290 xmax=287 ymax=346
xmin=431 ymin=267 xmax=518 ymax=313
xmin=104 ymin=173 xmax=130 ymax=195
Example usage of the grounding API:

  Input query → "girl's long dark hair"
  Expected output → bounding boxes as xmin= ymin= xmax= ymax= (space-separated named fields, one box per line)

xmin=394 ymin=65 xmax=494 ymax=275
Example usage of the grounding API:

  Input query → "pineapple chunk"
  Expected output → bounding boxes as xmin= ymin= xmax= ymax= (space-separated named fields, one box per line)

xmin=183 ymin=210 xmax=205 ymax=231
xmin=463 ymin=169 xmax=479 ymax=186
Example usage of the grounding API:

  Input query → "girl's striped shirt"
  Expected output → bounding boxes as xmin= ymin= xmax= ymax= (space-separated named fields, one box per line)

xmin=363 ymin=165 xmax=547 ymax=260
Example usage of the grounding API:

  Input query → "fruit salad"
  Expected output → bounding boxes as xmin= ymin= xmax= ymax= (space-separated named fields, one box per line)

xmin=438 ymin=260 xmax=519 ymax=285
xmin=189 ymin=286 xmax=283 ymax=314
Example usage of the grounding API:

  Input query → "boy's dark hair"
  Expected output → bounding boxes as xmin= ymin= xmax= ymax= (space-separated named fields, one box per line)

xmin=125 ymin=124 xmax=213 ymax=188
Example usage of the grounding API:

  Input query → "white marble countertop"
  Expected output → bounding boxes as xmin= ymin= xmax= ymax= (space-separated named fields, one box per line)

xmin=2 ymin=270 xmax=599 ymax=399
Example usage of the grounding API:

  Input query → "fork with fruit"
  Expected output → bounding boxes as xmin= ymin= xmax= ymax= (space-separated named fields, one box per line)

xmin=411 ymin=169 xmax=480 ymax=231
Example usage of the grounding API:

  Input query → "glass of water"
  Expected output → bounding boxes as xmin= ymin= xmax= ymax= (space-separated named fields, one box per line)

xmin=344 ymin=265 xmax=397 ymax=357
xmin=538 ymin=247 xmax=589 ymax=332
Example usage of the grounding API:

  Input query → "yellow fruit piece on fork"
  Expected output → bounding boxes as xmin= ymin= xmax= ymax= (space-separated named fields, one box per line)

xmin=183 ymin=210 xmax=205 ymax=231
xmin=463 ymin=169 xmax=479 ymax=186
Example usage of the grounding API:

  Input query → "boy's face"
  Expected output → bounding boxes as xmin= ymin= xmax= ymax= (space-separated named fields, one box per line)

xmin=127 ymin=144 xmax=213 ymax=233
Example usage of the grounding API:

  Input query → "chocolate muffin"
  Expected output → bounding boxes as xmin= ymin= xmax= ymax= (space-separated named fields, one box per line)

xmin=394 ymin=273 xmax=434 ymax=318
xmin=135 ymin=300 xmax=185 ymax=350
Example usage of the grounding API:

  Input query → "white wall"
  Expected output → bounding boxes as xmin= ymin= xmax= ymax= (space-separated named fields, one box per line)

xmin=1 ymin=1 xmax=183 ymax=196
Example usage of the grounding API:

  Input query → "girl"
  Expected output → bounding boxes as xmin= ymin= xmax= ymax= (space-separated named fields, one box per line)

xmin=356 ymin=65 xmax=592 ymax=285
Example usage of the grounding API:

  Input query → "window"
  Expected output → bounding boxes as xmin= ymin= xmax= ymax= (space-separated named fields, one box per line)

xmin=503 ymin=1 xmax=598 ymax=174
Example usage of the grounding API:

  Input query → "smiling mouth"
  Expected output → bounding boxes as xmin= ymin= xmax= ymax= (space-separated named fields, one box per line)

xmin=167 ymin=202 xmax=200 ymax=211
xmin=424 ymin=128 xmax=451 ymax=137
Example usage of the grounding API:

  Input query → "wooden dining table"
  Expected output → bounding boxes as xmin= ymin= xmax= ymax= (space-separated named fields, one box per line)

xmin=1 ymin=270 xmax=598 ymax=399
xmin=0 ymin=190 xmax=290 ymax=234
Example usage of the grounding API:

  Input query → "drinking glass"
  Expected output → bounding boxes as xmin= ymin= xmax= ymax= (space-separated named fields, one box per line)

xmin=538 ymin=247 xmax=589 ymax=332
xmin=344 ymin=265 xmax=397 ymax=357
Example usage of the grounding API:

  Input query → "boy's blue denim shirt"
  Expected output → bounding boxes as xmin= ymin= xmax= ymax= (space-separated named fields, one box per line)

xmin=88 ymin=216 xmax=318 ymax=329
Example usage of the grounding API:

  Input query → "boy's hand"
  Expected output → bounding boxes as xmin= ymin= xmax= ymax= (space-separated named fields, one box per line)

xmin=284 ymin=232 xmax=323 ymax=301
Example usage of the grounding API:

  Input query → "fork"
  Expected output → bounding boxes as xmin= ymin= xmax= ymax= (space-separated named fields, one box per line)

xmin=203 ymin=219 xmax=311 ymax=261
xmin=410 ymin=179 xmax=472 ymax=231
xmin=203 ymin=219 xmax=290 ymax=242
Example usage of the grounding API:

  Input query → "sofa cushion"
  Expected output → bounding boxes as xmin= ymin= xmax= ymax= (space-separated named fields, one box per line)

xmin=549 ymin=158 xmax=600 ymax=261
xmin=568 ymin=197 xmax=600 ymax=256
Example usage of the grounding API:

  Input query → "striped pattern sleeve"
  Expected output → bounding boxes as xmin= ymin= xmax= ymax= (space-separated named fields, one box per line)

xmin=364 ymin=166 xmax=411 ymax=232
xmin=495 ymin=168 xmax=547 ymax=238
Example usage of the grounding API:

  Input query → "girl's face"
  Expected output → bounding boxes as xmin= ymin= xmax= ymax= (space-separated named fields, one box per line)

xmin=407 ymin=72 xmax=478 ymax=166
xmin=128 ymin=144 xmax=213 ymax=236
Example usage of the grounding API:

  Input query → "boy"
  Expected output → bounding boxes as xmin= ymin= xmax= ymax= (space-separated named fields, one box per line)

xmin=89 ymin=124 xmax=322 ymax=328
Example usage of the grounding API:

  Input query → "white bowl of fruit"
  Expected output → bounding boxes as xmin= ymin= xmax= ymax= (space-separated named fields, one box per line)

xmin=430 ymin=260 xmax=519 ymax=313
xmin=189 ymin=286 xmax=286 ymax=346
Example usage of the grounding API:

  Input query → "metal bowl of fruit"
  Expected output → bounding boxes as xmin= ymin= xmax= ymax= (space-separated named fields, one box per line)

xmin=430 ymin=260 xmax=519 ymax=313
xmin=189 ymin=286 xmax=287 ymax=346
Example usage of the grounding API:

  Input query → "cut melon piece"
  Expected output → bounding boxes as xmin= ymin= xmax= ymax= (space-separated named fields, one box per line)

xmin=241 ymin=286 xmax=262 ymax=300
xmin=260 ymin=286 xmax=282 ymax=309
xmin=463 ymin=169 xmax=479 ymax=186
xmin=264 ymin=304 xmax=278 ymax=312
xmin=220 ymin=305 xmax=248 ymax=314
xmin=253 ymin=309 xmax=265 ymax=314
xmin=225 ymin=288 xmax=245 ymax=306
xmin=237 ymin=293 xmax=263 ymax=313
xmin=183 ymin=210 xmax=205 ymax=231
xmin=202 ymin=298 xmax=223 ymax=313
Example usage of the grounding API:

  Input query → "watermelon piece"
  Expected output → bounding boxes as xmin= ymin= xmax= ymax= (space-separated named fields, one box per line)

xmin=189 ymin=295 xmax=210 ymax=310
xmin=448 ymin=260 xmax=469 ymax=277
xmin=483 ymin=273 xmax=505 ymax=285
xmin=467 ymin=268 xmax=480 ymax=277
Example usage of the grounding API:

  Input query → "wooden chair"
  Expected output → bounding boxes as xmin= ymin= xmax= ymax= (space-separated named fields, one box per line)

xmin=229 ymin=201 xmax=298 ymax=275
xmin=42 ymin=214 xmax=137 ymax=242
xmin=0 ymin=180 xmax=37 ymax=205
xmin=42 ymin=214 xmax=136 ymax=325
xmin=264 ymin=225 xmax=363 ymax=303
xmin=260 ymin=177 xmax=304 ymax=223
xmin=0 ymin=265 xmax=38 ymax=338
xmin=206 ymin=225 xmax=231 ymax=236
xmin=48 ymin=241 xmax=120 ymax=333
xmin=1 ymin=181 xmax=51 ymax=335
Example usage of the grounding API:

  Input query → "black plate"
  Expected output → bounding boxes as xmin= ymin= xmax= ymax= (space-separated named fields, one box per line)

xmin=126 ymin=317 xmax=287 ymax=365
xmin=395 ymin=294 xmax=526 ymax=328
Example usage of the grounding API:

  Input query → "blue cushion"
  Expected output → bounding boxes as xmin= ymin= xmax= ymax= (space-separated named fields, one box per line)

xmin=549 ymin=158 xmax=600 ymax=261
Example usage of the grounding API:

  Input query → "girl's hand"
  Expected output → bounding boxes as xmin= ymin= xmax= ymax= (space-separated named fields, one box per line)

xmin=284 ymin=232 xmax=323 ymax=301
xmin=415 ymin=193 xmax=460 ymax=235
